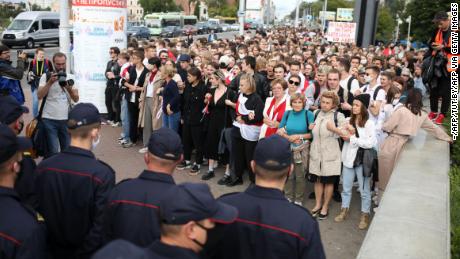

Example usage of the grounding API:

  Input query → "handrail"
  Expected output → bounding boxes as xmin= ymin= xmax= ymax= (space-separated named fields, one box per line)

xmin=357 ymin=129 xmax=451 ymax=259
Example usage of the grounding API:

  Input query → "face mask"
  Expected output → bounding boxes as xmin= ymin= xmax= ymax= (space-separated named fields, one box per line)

xmin=392 ymin=98 xmax=400 ymax=106
xmin=360 ymin=59 xmax=367 ymax=65
xmin=17 ymin=120 xmax=24 ymax=134
xmin=239 ymin=54 xmax=245 ymax=59
xmin=364 ymin=75 xmax=372 ymax=83
xmin=176 ymin=47 xmax=182 ymax=51
xmin=91 ymin=133 xmax=101 ymax=150
xmin=197 ymin=223 xmax=227 ymax=257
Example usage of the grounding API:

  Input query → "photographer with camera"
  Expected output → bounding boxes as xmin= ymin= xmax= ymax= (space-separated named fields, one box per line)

xmin=27 ymin=48 xmax=54 ymax=118
xmin=37 ymin=52 xmax=79 ymax=157
xmin=0 ymin=45 xmax=27 ymax=104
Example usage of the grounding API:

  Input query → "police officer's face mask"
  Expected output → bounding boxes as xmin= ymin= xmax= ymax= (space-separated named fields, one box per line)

xmin=91 ymin=132 xmax=101 ymax=150
xmin=197 ymin=223 xmax=228 ymax=257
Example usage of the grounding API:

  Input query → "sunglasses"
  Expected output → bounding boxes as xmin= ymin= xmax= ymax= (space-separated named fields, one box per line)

xmin=289 ymin=80 xmax=300 ymax=86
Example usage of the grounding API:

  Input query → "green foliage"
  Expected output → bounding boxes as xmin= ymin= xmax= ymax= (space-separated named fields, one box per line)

xmin=207 ymin=0 xmax=237 ymax=17
xmin=444 ymin=108 xmax=460 ymax=258
xmin=401 ymin=0 xmax=452 ymax=42
xmin=376 ymin=5 xmax=396 ymax=42
xmin=452 ymin=166 xmax=460 ymax=259
xmin=0 ymin=4 xmax=25 ymax=29
xmin=138 ymin=0 xmax=180 ymax=14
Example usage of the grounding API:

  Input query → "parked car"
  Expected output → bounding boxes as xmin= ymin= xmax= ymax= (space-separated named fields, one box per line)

xmin=159 ymin=26 xmax=182 ymax=38
xmin=196 ymin=22 xmax=209 ymax=34
xmin=221 ymin=23 xmax=230 ymax=32
xmin=182 ymin=24 xmax=197 ymax=35
xmin=244 ymin=22 xmax=251 ymax=30
xmin=1 ymin=11 xmax=59 ymax=49
xmin=230 ymin=23 xmax=240 ymax=31
xmin=206 ymin=22 xmax=222 ymax=33
xmin=127 ymin=26 xmax=151 ymax=39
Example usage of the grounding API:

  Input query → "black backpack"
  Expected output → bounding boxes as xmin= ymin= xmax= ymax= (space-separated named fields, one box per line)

xmin=362 ymin=85 xmax=383 ymax=101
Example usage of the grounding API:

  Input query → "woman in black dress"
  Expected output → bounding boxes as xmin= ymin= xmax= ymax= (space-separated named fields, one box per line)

xmin=202 ymin=70 xmax=237 ymax=181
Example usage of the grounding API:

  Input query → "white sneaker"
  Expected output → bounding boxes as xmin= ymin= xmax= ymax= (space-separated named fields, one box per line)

xmin=294 ymin=201 xmax=303 ymax=206
xmin=138 ymin=147 xmax=148 ymax=154
xmin=119 ymin=139 xmax=128 ymax=145
xmin=112 ymin=122 xmax=121 ymax=127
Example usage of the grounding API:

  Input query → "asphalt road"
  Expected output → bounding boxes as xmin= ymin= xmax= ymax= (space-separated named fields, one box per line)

xmin=16 ymin=44 xmax=368 ymax=259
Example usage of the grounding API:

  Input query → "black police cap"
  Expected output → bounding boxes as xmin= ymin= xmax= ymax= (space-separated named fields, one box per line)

xmin=0 ymin=96 xmax=29 ymax=124
xmin=0 ymin=124 xmax=32 ymax=164
xmin=67 ymin=103 xmax=101 ymax=129
xmin=148 ymin=127 xmax=183 ymax=161
xmin=160 ymin=183 xmax=237 ymax=225
xmin=253 ymin=134 xmax=292 ymax=171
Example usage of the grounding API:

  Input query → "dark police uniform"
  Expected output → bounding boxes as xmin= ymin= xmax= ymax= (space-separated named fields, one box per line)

xmin=35 ymin=146 xmax=115 ymax=258
xmin=91 ymin=239 xmax=149 ymax=259
xmin=145 ymin=240 xmax=200 ymax=259
xmin=0 ymin=186 xmax=47 ymax=259
xmin=102 ymin=170 xmax=176 ymax=247
xmin=15 ymin=152 xmax=37 ymax=207
xmin=216 ymin=185 xmax=325 ymax=259
xmin=35 ymin=102 xmax=116 ymax=258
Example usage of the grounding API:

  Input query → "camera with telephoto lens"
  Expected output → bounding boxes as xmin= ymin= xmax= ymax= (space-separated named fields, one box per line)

xmin=56 ymin=71 xmax=74 ymax=87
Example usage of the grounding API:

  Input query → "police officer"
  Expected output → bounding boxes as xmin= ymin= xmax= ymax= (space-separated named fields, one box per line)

xmin=0 ymin=96 xmax=36 ymax=207
xmin=147 ymin=183 xmax=237 ymax=259
xmin=214 ymin=134 xmax=326 ymax=259
xmin=92 ymin=239 xmax=148 ymax=259
xmin=35 ymin=103 xmax=115 ymax=258
xmin=0 ymin=124 xmax=47 ymax=259
xmin=102 ymin=127 xmax=183 ymax=247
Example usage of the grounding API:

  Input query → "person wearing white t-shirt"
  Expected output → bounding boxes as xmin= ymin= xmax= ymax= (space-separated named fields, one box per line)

xmin=285 ymin=60 xmax=305 ymax=93
xmin=338 ymin=58 xmax=359 ymax=116
xmin=355 ymin=66 xmax=386 ymax=125
xmin=37 ymin=52 xmax=79 ymax=157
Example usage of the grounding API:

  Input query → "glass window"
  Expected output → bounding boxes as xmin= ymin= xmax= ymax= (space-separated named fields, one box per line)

xmin=7 ymin=19 xmax=32 ymax=30
xmin=42 ymin=19 xmax=59 ymax=29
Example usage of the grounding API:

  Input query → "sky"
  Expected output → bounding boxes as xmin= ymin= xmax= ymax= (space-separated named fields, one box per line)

xmin=273 ymin=0 xmax=298 ymax=18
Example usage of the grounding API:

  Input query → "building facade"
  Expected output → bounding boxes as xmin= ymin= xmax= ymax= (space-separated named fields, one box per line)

xmin=128 ymin=0 xmax=143 ymax=22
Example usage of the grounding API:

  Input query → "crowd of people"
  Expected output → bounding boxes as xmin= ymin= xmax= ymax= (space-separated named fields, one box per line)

xmin=0 ymin=10 xmax=455 ymax=259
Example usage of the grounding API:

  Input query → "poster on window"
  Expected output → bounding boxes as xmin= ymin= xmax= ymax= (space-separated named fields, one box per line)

xmin=72 ymin=0 xmax=127 ymax=113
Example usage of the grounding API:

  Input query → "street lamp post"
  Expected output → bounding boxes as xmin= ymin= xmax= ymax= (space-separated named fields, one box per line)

xmin=406 ymin=15 xmax=412 ymax=50
xmin=59 ymin=0 xmax=71 ymax=70
xmin=295 ymin=0 xmax=301 ymax=28
xmin=321 ymin=0 xmax=328 ymax=32
xmin=238 ymin=0 xmax=245 ymax=36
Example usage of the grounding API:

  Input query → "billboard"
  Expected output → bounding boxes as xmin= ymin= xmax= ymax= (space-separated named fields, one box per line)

xmin=72 ymin=0 xmax=127 ymax=113
xmin=319 ymin=11 xmax=336 ymax=21
xmin=336 ymin=8 xmax=353 ymax=21
xmin=245 ymin=10 xmax=262 ymax=22
xmin=325 ymin=22 xmax=357 ymax=44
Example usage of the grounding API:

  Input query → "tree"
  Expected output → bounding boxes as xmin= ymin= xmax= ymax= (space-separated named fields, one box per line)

xmin=375 ymin=5 xmax=395 ymax=43
xmin=400 ymin=0 xmax=451 ymax=43
xmin=139 ymin=0 xmax=180 ymax=14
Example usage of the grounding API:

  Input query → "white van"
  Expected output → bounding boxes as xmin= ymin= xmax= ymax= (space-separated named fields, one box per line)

xmin=1 ymin=11 xmax=60 ymax=49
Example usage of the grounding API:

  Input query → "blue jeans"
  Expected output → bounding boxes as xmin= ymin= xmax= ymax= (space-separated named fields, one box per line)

xmin=121 ymin=97 xmax=130 ymax=141
xmin=42 ymin=118 xmax=70 ymax=157
xmin=31 ymin=86 xmax=39 ymax=118
xmin=341 ymin=165 xmax=371 ymax=213
xmin=162 ymin=111 xmax=180 ymax=133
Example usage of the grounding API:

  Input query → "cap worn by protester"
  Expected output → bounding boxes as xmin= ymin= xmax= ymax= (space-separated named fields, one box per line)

xmin=148 ymin=127 xmax=183 ymax=161
xmin=432 ymin=11 xmax=449 ymax=22
xmin=67 ymin=103 xmax=101 ymax=129
xmin=178 ymin=54 xmax=191 ymax=62
xmin=253 ymin=134 xmax=292 ymax=171
xmin=358 ymin=67 xmax=366 ymax=75
xmin=219 ymin=55 xmax=231 ymax=68
xmin=92 ymin=239 xmax=149 ymax=259
xmin=354 ymin=94 xmax=371 ymax=109
xmin=160 ymin=183 xmax=237 ymax=225
xmin=0 ymin=124 xmax=32 ymax=164
xmin=401 ymin=68 xmax=412 ymax=77
xmin=0 ymin=96 xmax=29 ymax=124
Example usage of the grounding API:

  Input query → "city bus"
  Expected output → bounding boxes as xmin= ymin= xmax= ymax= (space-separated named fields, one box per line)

xmin=144 ymin=12 xmax=197 ymax=36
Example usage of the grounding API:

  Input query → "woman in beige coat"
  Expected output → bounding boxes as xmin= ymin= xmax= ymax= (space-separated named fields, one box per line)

xmin=308 ymin=90 xmax=347 ymax=220
xmin=378 ymin=89 xmax=452 ymax=200
xmin=138 ymin=57 xmax=164 ymax=153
